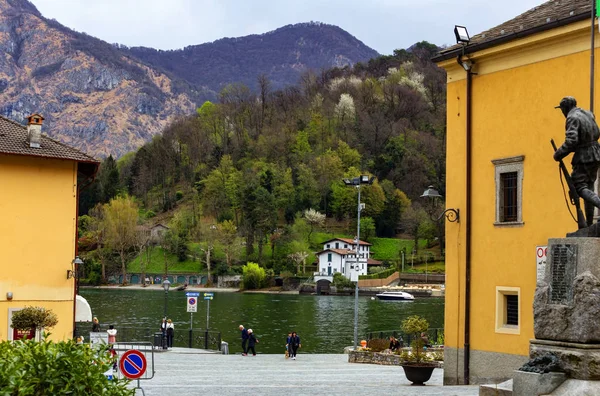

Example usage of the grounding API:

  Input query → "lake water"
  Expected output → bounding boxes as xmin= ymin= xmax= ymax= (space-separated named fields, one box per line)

xmin=80 ymin=288 xmax=444 ymax=354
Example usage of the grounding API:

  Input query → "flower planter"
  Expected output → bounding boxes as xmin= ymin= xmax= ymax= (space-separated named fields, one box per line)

xmin=401 ymin=364 xmax=435 ymax=385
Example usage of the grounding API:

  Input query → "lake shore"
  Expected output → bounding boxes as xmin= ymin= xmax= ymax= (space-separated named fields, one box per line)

xmin=81 ymin=285 xmax=299 ymax=294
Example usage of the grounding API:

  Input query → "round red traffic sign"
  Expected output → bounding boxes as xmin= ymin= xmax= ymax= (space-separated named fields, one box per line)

xmin=189 ymin=297 xmax=196 ymax=305
xmin=119 ymin=350 xmax=147 ymax=379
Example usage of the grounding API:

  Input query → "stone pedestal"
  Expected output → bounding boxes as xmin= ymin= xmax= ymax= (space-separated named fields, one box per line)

xmin=511 ymin=238 xmax=600 ymax=395
xmin=534 ymin=238 xmax=600 ymax=343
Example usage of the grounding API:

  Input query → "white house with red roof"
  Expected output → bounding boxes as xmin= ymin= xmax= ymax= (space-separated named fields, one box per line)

xmin=315 ymin=238 xmax=382 ymax=280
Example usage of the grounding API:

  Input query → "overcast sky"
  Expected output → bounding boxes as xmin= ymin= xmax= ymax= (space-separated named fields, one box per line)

xmin=32 ymin=0 xmax=544 ymax=55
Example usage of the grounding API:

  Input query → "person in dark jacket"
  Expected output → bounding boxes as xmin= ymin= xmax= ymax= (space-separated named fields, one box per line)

xmin=239 ymin=325 xmax=249 ymax=356
xmin=92 ymin=317 xmax=100 ymax=332
xmin=247 ymin=329 xmax=259 ymax=356
xmin=288 ymin=332 xmax=301 ymax=360
xmin=554 ymin=96 xmax=600 ymax=225
xmin=389 ymin=336 xmax=401 ymax=352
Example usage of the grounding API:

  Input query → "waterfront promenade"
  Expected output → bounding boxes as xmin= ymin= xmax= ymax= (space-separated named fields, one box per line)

xmin=132 ymin=350 xmax=479 ymax=395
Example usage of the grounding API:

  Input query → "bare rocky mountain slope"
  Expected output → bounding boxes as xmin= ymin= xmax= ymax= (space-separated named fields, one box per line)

xmin=0 ymin=0 xmax=379 ymax=157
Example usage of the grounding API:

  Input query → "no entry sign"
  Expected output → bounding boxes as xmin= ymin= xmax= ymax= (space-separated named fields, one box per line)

xmin=119 ymin=350 xmax=147 ymax=379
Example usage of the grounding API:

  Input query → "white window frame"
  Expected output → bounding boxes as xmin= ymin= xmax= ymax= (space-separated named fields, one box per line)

xmin=495 ymin=286 xmax=520 ymax=335
xmin=492 ymin=155 xmax=524 ymax=227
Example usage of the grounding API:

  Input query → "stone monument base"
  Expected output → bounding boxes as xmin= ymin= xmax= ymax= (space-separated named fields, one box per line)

xmin=530 ymin=339 xmax=600 ymax=380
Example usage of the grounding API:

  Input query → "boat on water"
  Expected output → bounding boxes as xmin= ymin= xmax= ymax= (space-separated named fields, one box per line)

xmin=375 ymin=291 xmax=415 ymax=301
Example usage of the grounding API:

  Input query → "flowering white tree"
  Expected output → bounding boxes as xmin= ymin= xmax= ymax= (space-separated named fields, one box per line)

xmin=335 ymin=93 xmax=355 ymax=123
xmin=303 ymin=208 xmax=326 ymax=243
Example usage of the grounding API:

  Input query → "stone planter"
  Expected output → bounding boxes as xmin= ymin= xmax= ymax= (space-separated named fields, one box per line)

xmin=401 ymin=364 xmax=436 ymax=385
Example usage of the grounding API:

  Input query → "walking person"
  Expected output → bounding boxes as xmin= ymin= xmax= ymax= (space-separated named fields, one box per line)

xmin=247 ymin=329 xmax=259 ymax=356
xmin=166 ymin=319 xmax=174 ymax=348
xmin=288 ymin=331 xmax=301 ymax=360
xmin=239 ymin=325 xmax=249 ymax=356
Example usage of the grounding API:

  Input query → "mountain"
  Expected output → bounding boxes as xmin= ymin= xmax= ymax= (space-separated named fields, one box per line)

xmin=124 ymin=22 xmax=379 ymax=93
xmin=0 ymin=0 xmax=379 ymax=158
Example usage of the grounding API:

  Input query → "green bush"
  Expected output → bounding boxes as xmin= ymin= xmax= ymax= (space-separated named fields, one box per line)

xmin=332 ymin=272 xmax=354 ymax=289
xmin=359 ymin=267 xmax=396 ymax=280
xmin=11 ymin=307 xmax=58 ymax=332
xmin=175 ymin=191 xmax=183 ymax=201
xmin=401 ymin=315 xmax=430 ymax=363
xmin=0 ymin=338 xmax=132 ymax=395
xmin=367 ymin=338 xmax=389 ymax=352
xmin=242 ymin=262 xmax=266 ymax=290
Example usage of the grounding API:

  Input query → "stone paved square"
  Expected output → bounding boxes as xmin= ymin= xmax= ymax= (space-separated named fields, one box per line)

xmin=130 ymin=351 xmax=479 ymax=395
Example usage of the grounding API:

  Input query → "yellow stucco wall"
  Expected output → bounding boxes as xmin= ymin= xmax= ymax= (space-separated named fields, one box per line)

xmin=443 ymin=19 xmax=600 ymax=362
xmin=0 ymin=154 xmax=77 ymax=341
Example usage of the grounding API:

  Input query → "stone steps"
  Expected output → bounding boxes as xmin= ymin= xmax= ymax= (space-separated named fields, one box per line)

xmin=479 ymin=379 xmax=513 ymax=396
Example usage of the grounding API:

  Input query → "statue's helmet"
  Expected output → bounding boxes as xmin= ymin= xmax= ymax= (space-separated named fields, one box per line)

xmin=555 ymin=96 xmax=577 ymax=111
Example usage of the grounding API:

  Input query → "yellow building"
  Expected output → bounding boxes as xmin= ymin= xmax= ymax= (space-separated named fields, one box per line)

xmin=0 ymin=114 xmax=98 ymax=341
xmin=434 ymin=0 xmax=599 ymax=385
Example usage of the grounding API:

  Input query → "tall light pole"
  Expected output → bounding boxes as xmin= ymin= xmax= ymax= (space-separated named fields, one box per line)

xmin=162 ymin=278 xmax=170 ymax=348
xmin=343 ymin=175 xmax=375 ymax=350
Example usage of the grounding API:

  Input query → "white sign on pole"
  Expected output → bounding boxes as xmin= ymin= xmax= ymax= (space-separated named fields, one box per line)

xmin=536 ymin=245 xmax=547 ymax=283
xmin=187 ymin=296 xmax=198 ymax=313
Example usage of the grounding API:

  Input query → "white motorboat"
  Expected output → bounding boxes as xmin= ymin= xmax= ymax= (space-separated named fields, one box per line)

xmin=375 ymin=291 xmax=415 ymax=301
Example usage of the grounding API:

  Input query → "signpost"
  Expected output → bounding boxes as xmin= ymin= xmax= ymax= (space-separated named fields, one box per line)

xmin=204 ymin=292 xmax=214 ymax=330
xmin=186 ymin=292 xmax=200 ymax=347
xmin=119 ymin=350 xmax=147 ymax=380
xmin=204 ymin=292 xmax=214 ymax=350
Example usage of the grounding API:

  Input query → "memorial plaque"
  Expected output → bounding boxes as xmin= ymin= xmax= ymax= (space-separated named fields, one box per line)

xmin=549 ymin=244 xmax=577 ymax=305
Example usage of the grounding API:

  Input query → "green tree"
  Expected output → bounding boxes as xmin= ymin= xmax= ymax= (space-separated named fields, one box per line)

xmin=242 ymin=262 xmax=266 ymax=290
xmin=103 ymin=195 xmax=139 ymax=285
xmin=360 ymin=217 xmax=376 ymax=241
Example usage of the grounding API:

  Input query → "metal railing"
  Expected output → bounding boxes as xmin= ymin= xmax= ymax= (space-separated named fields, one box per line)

xmin=75 ymin=324 xmax=222 ymax=351
xmin=364 ymin=328 xmax=443 ymax=346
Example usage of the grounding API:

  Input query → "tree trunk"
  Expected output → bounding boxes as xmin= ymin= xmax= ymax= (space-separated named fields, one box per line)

xmin=120 ymin=250 xmax=127 ymax=285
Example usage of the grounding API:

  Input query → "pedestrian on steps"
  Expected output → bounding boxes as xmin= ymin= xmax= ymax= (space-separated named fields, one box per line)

xmin=247 ymin=329 xmax=259 ymax=356
xmin=239 ymin=325 xmax=249 ymax=356
xmin=289 ymin=331 xmax=301 ymax=360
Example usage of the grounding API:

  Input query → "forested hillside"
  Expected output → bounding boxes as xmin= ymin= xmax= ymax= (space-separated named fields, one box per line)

xmin=79 ymin=43 xmax=446 ymax=281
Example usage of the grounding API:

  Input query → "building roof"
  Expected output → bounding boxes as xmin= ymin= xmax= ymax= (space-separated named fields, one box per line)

xmin=367 ymin=258 xmax=383 ymax=266
xmin=321 ymin=237 xmax=372 ymax=246
xmin=316 ymin=248 xmax=356 ymax=256
xmin=151 ymin=223 xmax=170 ymax=230
xmin=433 ymin=0 xmax=591 ymax=62
xmin=0 ymin=115 xmax=98 ymax=164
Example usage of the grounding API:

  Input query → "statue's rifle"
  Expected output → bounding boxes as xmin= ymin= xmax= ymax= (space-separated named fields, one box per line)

xmin=551 ymin=139 xmax=587 ymax=229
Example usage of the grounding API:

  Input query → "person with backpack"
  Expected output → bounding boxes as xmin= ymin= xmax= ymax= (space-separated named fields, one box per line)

xmin=288 ymin=331 xmax=301 ymax=360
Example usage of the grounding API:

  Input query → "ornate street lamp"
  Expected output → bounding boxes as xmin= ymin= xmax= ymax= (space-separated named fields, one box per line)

xmin=343 ymin=175 xmax=375 ymax=351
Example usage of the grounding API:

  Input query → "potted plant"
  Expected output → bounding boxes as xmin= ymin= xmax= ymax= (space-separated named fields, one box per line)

xmin=399 ymin=315 xmax=437 ymax=385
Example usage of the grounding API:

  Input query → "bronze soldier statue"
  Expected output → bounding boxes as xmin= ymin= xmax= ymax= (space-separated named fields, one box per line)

xmin=553 ymin=96 xmax=600 ymax=226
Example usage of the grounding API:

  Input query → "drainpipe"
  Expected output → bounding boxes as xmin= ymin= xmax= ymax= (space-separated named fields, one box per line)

xmin=457 ymin=53 xmax=473 ymax=385
xmin=464 ymin=65 xmax=473 ymax=386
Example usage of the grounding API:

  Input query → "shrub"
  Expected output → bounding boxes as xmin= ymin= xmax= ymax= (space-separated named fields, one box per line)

xmin=367 ymin=338 xmax=389 ymax=352
xmin=242 ymin=262 xmax=266 ymax=290
xmin=11 ymin=307 xmax=58 ymax=332
xmin=401 ymin=315 xmax=430 ymax=363
xmin=0 ymin=338 xmax=131 ymax=394
xmin=175 ymin=191 xmax=184 ymax=201
xmin=332 ymin=272 xmax=354 ymax=289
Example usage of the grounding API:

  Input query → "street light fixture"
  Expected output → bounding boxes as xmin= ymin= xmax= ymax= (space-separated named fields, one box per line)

xmin=343 ymin=175 xmax=375 ymax=351
xmin=420 ymin=185 xmax=460 ymax=223
xmin=67 ymin=256 xmax=83 ymax=280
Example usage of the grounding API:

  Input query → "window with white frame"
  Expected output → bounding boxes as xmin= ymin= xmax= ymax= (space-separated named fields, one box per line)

xmin=492 ymin=156 xmax=524 ymax=226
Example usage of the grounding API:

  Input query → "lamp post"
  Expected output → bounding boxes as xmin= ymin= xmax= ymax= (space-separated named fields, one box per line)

xmin=421 ymin=185 xmax=460 ymax=257
xmin=343 ymin=175 xmax=375 ymax=350
xmin=162 ymin=278 xmax=170 ymax=347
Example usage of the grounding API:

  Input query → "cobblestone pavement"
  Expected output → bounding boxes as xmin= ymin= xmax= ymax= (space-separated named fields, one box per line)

xmin=130 ymin=351 xmax=479 ymax=396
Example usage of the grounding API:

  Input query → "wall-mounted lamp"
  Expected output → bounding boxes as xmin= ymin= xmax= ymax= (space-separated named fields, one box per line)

xmin=67 ymin=256 xmax=83 ymax=279
xmin=420 ymin=185 xmax=460 ymax=223
xmin=6 ymin=292 xmax=13 ymax=301
xmin=454 ymin=25 xmax=470 ymax=44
